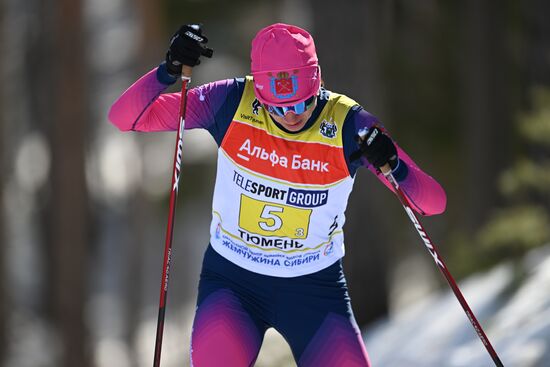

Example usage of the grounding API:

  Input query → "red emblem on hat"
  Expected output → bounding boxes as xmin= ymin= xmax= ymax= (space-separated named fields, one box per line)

xmin=270 ymin=71 xmax=298 ymax=100
xmin=275 ymin=72 xmax=293 ymax=94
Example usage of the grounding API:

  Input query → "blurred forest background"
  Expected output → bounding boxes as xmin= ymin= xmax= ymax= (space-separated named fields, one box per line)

xmin=1 ymin=0 xmax=549 ymax=366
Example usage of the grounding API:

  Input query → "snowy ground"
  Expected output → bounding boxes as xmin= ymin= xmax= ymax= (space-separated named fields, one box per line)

xmin=364 ymin=245 xmax=550 ymax=367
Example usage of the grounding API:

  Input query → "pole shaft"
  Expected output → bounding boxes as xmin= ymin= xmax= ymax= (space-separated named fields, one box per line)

xmin=153 ymin=69 xmax=192 ymax=367
xmin=380 ymin=164 xmax=503 ymax=367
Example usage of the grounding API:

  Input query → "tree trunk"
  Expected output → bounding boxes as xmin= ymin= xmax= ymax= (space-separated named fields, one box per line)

xmin=459 ymin=0 xmax=513 ymax=233
xmin=0 ymin=0 xmax=7 ymax=363
xmin=47 ymin=0 xmax=91 ymax=365
xmin=120 ymin=2 xmax=165 ymax=364
xmin=137 ymin=0 xmax=164 ymax=68
xmin=312 ymin=0 xmax=394 ymax=327
xmin=523 ymin=0 xmax=550 ymax=86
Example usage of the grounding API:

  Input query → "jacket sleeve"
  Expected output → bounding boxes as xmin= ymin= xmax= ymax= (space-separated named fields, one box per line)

xmin=108 ymin=63 xmax=240 ymax=138
xmin=350 ymin=108 xmax=447 ymax=216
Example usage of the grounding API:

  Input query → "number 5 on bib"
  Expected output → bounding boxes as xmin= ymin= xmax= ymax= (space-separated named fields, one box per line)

xmin=239 ymin=195 xmax=312 ymax=239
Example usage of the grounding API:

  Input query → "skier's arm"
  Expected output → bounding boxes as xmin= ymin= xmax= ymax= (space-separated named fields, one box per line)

xmin=108 ymin=64 xmax=239 ymax=138
xmin=344 ymin=107 xmax=447 ymax=216
xmin=372 ymin=143 xmax=447 ymax=216
xmin=108 ymin=23 xmax=242 ymax=140
xmin=108 ymin=64 xmax=180 ymax=132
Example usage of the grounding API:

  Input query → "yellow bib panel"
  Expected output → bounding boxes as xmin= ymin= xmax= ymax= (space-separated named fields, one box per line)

xmin=209 ymin=77 xmax=358 ymax=277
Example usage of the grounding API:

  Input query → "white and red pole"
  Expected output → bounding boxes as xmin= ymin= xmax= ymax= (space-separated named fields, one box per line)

xmin=379 ymin=162 xmax=504 ymax=367
xmin=153 ymin=66 xmax=192 ymax=367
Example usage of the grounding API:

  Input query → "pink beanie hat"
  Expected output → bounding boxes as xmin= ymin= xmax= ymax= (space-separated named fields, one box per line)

xmin=251 ymin=23 xmax=321 ymax=106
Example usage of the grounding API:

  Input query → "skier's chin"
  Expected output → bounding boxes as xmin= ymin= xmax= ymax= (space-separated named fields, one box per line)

xmin=281 ymin=119 xmax=307 ymax=131
xmin=270 ymin=113 xmax=308 ymax=132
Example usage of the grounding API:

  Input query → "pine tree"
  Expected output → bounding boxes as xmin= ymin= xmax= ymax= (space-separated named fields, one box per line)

xmin=477 ymin=87 xmax=550 ymax=259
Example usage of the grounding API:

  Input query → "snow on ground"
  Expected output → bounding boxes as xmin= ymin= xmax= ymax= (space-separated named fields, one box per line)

xmin=364 ymin=245 xmax=550 ymax=367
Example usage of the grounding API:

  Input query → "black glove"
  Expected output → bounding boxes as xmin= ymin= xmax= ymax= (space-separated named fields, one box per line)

xmin=165 ymin=24 xmax=214 ymax=76
xmin=353 ymin=126 xmax=398 ymax=169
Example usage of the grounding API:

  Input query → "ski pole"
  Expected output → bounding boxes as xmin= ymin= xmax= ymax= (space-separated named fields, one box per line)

xmin=153 ymin=65 xmax=192 ymax=367
xmin=378 ymin=160 xmax=504 ymax=367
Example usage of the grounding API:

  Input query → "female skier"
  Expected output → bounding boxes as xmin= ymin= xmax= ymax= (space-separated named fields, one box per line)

xmin=109 ymin=23 xmax=446 ymax=367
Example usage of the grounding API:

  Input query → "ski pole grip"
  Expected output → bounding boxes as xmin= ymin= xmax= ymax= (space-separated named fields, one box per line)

xmin=380 ymin=163 xmax=392 ymax=176
xmin=182 ymin=65 xmax=193 ymax=80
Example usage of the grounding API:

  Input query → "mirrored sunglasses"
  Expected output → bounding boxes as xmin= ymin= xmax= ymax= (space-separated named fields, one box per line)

xmin=264 ymin=95 xmax=316 ymax=117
